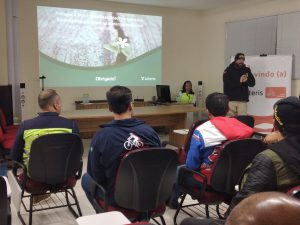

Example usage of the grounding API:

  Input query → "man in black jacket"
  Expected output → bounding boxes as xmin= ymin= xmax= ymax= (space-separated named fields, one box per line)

xmin=223 ymin=53 xmax=255 ymax=116
xmin=228 ymin=96 xmax=300 ymax=211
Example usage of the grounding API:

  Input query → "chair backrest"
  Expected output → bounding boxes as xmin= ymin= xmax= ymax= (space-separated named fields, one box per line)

xmin=0 ymin=108 xmax=7 ymax=130
xmin=184 ymin=119 xmax=207 ymax=153
xmin=0 ymin=176 xmax=8 ymax=225
xmin=28 ymin=133 xmax=83 ymax=185
xmin=211 ymin=138 xmax=264 ymax=195
xmin=114 ymin=148 xmax=178 ymax=212
xmin=233 ymin=115 xmax=255 ymax=128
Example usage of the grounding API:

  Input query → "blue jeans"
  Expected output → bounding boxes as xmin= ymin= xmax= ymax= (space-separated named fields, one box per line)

xmin=169 ymin=165 xmax=204 ymax=206
xmin=81 ymin=173 xmax=105 ymax=212
xmin=0 ymin=160 xmax=7 ymax=177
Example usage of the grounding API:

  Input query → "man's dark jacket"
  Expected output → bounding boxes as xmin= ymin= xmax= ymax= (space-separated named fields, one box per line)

xmin=223 ymin=62 xmax=255 ymax=102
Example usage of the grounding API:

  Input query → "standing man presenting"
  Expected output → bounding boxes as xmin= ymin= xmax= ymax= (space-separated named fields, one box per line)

xmin=223 ymin=53 xmax=255 ymax=116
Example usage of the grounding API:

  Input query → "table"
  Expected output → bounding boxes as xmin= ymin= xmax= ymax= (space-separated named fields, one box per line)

xmin=75 ymin=100 xmax=154 ymax=110
xmin=76 ymin=211 xmax=130 ymax=225
xmin=61 ymin=104 xmax=201 ymax=147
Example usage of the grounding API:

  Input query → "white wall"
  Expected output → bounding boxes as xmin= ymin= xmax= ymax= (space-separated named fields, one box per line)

xmin=0 ymin=0 xmax=8 ymax=85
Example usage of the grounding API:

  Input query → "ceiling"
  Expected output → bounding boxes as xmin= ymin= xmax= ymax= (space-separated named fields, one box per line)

xmin=102 ymin=0 xmax=248 ymax=11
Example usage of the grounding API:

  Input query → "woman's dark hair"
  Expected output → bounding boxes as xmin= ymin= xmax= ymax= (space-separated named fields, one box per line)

xmin=205 ymin=92 xmax=229 ymax=117
xmin=106 ymin=86 xmax=132 ymax=114
xmin=181 ymin=80 xmax=194 ymax=94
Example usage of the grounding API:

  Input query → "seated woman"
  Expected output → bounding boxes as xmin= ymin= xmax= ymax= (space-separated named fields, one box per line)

xmin=176 ymin=80 xmax=196 ymax=105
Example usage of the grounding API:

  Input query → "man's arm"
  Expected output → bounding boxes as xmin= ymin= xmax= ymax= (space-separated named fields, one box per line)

xmin=10 ymin=123 xmax=25 ymax=163
xmin=71 ymin=120 xmax=80 ymax=135
xmin=186 ymin=130 xmax=205 ymax=170
xmin=245 ymin=68 xmax=255 ymax=87
xmin=228 ymin=152 xmax=277 ymax=212
xmin=223 ymin=69 xmax=242 ymax=89
xmin=88 ymin=138 xmax=107 ymax=184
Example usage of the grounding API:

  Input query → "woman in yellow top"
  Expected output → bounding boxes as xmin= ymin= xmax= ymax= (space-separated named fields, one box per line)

xmin=176 ymin=80 xmax=196 ymax=105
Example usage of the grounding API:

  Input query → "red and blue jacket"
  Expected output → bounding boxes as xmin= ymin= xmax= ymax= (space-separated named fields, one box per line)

xmin=186 ymin=117 xmax=254 ymax=171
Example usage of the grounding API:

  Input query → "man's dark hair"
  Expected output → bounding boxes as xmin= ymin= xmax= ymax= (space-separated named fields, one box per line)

xmin=106 ymin=86 xmax=132 ymax=114
xmin=205 ymin=92 xmax=229 ymax=117
xmin=38 ymin=89 xmax=59 ymax=109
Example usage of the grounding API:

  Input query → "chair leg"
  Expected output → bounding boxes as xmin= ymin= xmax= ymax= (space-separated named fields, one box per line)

xmin=173 ymin=194 xmax=187 ymax=225
xmin=151 ymin=216 xmax=166 ymax=225
xmin=65 ymin=188 xmax=82 ymax=217
xmin=216 ymin=204 xmax=225 ymax=219
xmin=159 ymin=215 xmax=166 ymax=225
xmin=29 ymin=194 xmax=34 ymax=225
xmin=17 ymin=190 xmax=26 ymax=225
xmin=205 ymin=204 xmax=210 ymax=218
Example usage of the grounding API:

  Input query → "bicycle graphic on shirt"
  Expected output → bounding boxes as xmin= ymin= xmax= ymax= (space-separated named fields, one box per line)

xmin=124 ymin=133 xmax=144 ymax=150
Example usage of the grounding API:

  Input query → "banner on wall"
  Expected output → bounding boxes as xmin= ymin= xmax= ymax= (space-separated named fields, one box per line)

xmin=245 ymin=55 xmax=292 ymax=133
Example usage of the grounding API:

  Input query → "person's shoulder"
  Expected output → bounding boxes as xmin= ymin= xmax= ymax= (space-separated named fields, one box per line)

xmin=139 ymin=123 xmax=158 ymax=133
xmin=261 ymin=149 xmax=282 ymax=161
xmin=223 ymin=64 xmax=232 ymax=75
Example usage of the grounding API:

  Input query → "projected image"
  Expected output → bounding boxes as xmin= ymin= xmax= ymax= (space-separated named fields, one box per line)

xmin=37 ymin=6 xmax=162 ymax=87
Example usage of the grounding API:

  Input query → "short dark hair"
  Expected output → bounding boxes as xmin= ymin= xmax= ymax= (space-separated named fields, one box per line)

xmin=234 ymin=53 xmax=245 ymax=61
xmin=106 ymin=86 xmax=132 ymax=114
xmin=205 ymin=92 xmax=229 ymax=117
xmin=38 ymin=89 xmax=59 ymax=109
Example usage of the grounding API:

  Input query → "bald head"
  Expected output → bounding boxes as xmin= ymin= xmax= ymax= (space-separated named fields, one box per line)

xmin=226 ymin=192 xmax=300 ymax=225
xmin=38 ymin=89 xmax=61 ymax=113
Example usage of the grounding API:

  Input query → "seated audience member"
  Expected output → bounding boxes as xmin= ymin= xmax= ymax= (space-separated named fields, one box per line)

xmin=176 ymin=80 xmax=196 ymax=105
xmin=228 ymin=96 xmax=300 ymax=212
xmin=81 ymin=86 xmax=161 ymax=209
xmin=180 ymin=192 xmax=300 ymax=225
xmin=10 ymin=89 xmax=80 ymax=203
xmin=11 ymin=89 xmax=80 ymax=165
xmin=226 ymin=192 xmax=300 ymax=225
xmin=179 ymin=96 xmax=300 ymax=224
xmin=169 ymin=92 xmax=253 ymax=208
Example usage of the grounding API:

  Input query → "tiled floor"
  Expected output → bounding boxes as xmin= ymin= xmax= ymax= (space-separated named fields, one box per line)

xmin=10 ymin=138 xmax=225 ymax=225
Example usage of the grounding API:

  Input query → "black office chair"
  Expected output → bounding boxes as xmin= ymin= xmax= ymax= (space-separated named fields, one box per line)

xmin=0 ymin=176 xmax=10 ymax=225
xmin=173 ymin=138 xmax=265 ymax=225
xmin=233 ymin=115 xmax=255 ymax=128
xmin=91 ymin=148 xmax=178 ymax=225
xmin=13 ymin=133 xmax=84 ymax=225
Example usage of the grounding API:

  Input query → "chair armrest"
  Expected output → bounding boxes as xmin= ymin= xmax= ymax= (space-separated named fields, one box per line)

xmin=178 ymin=166 xmax=208 ymax=198
xmin=9 ymin=160 xmax=27 ymax=188
xmin=90 ymin=178 xmax=108 ymax=213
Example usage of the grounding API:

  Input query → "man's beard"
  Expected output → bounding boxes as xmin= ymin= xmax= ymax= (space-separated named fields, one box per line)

xmin=236 ymin=62 xmax=244 ymax=68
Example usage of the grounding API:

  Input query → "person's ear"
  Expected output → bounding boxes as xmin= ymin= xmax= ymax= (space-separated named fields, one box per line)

xmin=207 ymin=109 xmax=213 ymax=119
xmin=53 ymin=100 xmax=59 ymax=111
xmin=128 ymin=102 xmax=134 ymax=111
xmin=108 ymin=105 xmax=113 ymax=112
